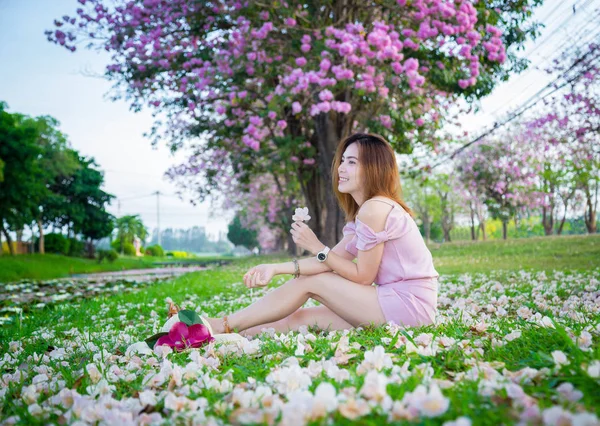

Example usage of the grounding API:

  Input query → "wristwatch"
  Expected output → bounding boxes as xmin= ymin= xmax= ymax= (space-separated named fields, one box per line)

xmin=317 ymin=246 xmax=331 ymax=263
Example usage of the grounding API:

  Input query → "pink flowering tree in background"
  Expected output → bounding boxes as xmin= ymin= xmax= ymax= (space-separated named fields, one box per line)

xmin=48 ymin=0 xmax=543 ymax=246
xmin=455 ymin=129 xmax=545 ymax=240
xmin=526 ymin=41 xmax=600 ymax=234
xmin=165 ymin=145 xmax=297 ymax=252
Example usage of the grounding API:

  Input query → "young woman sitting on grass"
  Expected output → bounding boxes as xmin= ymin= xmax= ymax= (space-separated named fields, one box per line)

xmin=205 ymin=133 xmax=439 ymax=337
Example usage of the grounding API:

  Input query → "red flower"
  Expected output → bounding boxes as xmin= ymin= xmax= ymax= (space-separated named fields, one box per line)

xmin=156 ymin=321 xmax=213 ymax=351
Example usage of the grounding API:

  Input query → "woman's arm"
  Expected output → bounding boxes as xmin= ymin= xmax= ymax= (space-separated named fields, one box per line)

xmin=289 ymin=202 xmax=389 ymax=285
xmin=273 ymin=234 xmax=356 ymax=276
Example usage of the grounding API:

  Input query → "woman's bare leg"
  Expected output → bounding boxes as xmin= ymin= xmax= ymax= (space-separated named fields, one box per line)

xmin=241 ymin=305 xmax=353 ymax=337
xmin=206 ymin=272 xmax=386 ymax=333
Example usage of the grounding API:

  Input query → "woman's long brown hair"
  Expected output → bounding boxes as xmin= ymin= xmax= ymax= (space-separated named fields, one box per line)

xmin=332 ymin=133 xmax=412 ymax=222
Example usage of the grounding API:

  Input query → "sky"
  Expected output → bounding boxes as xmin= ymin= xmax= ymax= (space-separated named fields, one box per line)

xmin=0 ymin=0 xmax=594 ymax=240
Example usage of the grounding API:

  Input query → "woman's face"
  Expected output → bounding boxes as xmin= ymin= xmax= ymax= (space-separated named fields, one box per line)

xmin=337 ymin=142 xmax=362 ymax=194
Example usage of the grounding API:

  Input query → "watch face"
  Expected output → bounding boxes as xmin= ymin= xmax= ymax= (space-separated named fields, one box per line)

xmin=317 ymin=253 xmax=326 ymax=261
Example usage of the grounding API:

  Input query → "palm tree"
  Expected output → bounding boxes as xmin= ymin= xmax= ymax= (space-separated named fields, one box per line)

xmin=114 ymin=215 xmax=147 ymax=253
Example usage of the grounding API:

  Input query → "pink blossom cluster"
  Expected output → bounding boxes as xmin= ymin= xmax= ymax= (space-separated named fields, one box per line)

xmin=47 ymin=0 xmax=511 ymax=155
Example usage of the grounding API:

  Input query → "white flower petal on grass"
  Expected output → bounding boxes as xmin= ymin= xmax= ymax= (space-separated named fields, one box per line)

xmin=139 ymin=390 xmax=158 ymax=407
xmin=572 ymin=412 xmax=600 ymax=426
xmin=542 ymin=406 xmax=573 ymax=426
xmin=357 ymin=346 xmax=393 ymax=374
xmin=27 ymin=403 xmax=43 ymax=416
xmin=21 ymin=384 xmax=39 ymax=405
xmin=314 ymin=382 xmax=338 ymax=413
xmin=551 ymin=350 xmax=569 ymax=367
xmin=266 ymin=364 xmax=312 ymax=396
xmin=410 ymin=384 xmax=450 ymax=418
xmin=359 ymin=370 xmax=389 ymax=403
xmin=504 ymin=330 xmax=522 ymax=342
xmin=125 ymin=342 xmax=154 ymax=357
xmin=338 ymin=398 xmax=370 ymax=420
xmin=556 ymin=382 xmax=583 ymax=402
xmin=85 ymin=364 xmax=102 ymax=384
xmin=587 ymin=360 xmax=600 ymax=378
xmin=443 ymin=417 xmax=472 ymax=426
xmin=538 ymin=316 xmax=556 ymax=329
xmin=577 ymin=331 xmax=593 ymax=351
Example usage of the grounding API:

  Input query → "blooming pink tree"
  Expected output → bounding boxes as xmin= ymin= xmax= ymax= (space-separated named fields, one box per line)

xmin=48 ymin=0 xmax=542 ymax=246
xmin=527 ymin=42 xmax=600 ymax=234
xmin=455 ymin=129 xmax=545 ymax=239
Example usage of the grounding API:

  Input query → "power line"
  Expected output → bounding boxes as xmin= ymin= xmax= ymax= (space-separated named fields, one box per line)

xmin=419 ymin=49 xmax=600 ymax=172
xmin=486 ymin=0 xmax=600 ymax=118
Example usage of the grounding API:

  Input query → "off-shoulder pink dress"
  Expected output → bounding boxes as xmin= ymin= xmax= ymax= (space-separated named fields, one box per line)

xmin=343 ymin=198 xmax=439 ymax=327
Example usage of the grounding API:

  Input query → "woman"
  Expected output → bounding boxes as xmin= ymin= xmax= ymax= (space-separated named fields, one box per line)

xmin=205 ymin=133 xmax=439 ymax=337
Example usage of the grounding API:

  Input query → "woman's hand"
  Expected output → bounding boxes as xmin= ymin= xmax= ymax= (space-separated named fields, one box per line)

xmin=243 ymin=264 xmax=277 ymax=288
xmin=290 ymin=222 xmax=325 ymax=255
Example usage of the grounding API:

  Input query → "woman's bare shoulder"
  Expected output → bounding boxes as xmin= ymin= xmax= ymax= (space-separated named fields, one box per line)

xmin=357 ymin=198 xmax=393 ymax=231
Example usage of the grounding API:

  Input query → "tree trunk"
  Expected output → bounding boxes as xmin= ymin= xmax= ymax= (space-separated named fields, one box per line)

xmin=37 ymin=218 xmax=45 ymax=254
xmin=556 ymin=193 xmax=573 ymax=235
xmin=310 ymin=111 xmax=348 ymax=248
xmin=502 ymin=220 xmax=508 ymax=240
xmin=469 ymin=206 xmax=476 ymax=241
xmin=1 ymin=225 xmax=14 ymax=255
xmin=557 ymin=213 xmax=567 ymax=235
xmin=86 ymin=238 xmax=95 ymax=258
xmin=542 ymin=206 xmax=554 ymax=236
xmin=439 ymin=193 xmax=453 ymax=242
xmin=584 ymin=189 xmax=597 ymax=234
xmin=286 ymin=231 xmax=296 ymax=256
xmin=275 ymin=233 xmax=286 ymax=252
xmin=480 ymin=220 xmax=486 ymax=241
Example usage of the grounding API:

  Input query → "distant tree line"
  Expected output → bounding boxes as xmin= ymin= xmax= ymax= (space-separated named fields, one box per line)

xmin=146 ymin=226 xmax=233 ymax=254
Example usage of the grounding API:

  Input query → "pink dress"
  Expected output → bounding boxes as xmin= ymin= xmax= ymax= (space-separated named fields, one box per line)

xmin=343 ymin=199 xmax=439 ymax=327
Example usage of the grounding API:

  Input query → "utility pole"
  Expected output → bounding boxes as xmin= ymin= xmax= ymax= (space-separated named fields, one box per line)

xmin=155 ymin=191 xmax=161 ymax=246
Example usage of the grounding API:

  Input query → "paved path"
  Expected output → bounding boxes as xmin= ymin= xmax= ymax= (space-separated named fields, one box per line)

xmin=72 ymin=266 xmax=206 ymax=281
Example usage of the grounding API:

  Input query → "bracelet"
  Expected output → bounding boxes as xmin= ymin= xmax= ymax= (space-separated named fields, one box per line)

xmin=292 ymin=258 xmax=300 ymax=278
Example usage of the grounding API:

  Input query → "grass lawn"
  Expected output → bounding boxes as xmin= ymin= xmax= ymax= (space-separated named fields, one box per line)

xmin=430 ymin=234 xmax=600 ymax=274
xmin=0 ymin=236 xmax=598 ymax=425
xmin=0 ymin=254 xmax=233 ymax=283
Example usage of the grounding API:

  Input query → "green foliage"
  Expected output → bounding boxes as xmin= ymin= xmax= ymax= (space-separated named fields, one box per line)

xmin=0 ymin=104 xmax=46 ymax=250
xmin=114 ymin=215 xmax=147 ymax=251
xmin=227 ymin=214 xmax=258 ymax=250
xmin=41 ymin=233 xmax=68 ymax=254
xmin=111 ymin=239 xmax=137 ymax=256
xmin=122 ymin=242 xmax=136 ymax=256
xmin=165 ymin=251 xmax=189 ymax=258
xmin=97 ymin=249 xmax=119 ymax=263
xmin=0 ymin=104 xmax=115 ymax=254
xmin=145 ymin=244 xmax=165 ymax=257
xmin=67 ymin=238 xmax=85 ymax=257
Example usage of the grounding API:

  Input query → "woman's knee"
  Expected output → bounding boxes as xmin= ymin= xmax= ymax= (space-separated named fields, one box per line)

xmin=283 ymin=273 xmax=337 ymax=302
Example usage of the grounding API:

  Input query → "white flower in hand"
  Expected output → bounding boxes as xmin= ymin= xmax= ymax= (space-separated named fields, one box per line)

xmin=292 ymin=207 xmax=311 ymax=222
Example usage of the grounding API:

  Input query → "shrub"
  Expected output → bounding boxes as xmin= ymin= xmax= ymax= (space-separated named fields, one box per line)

xmin=67 ymin=238 xmax=85 ymax=257
xmin=165 ymin=251 xmax=188 ymax=258
xmin=122 ymin=242 xmax=136 ymax=256
xmin=111 ymin=240 xmax=136 ymax=256
xmin=145 ymin=244 xmax=165 ymax=257
xmin=97 ymin=249 xmax=119 ymax=263
xmin=40 ymin=233 xmax=69 ymax=254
